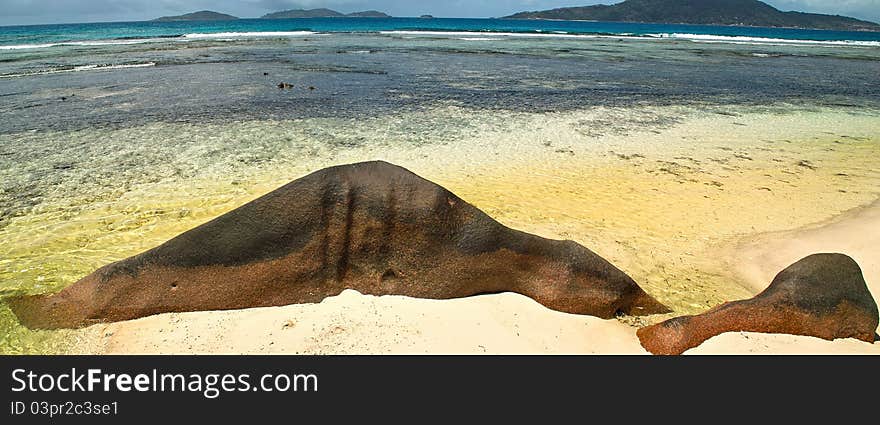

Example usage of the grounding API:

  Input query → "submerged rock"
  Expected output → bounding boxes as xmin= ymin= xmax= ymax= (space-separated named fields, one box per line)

xmin=637 ymin=253 xmax=878 ymax=355
xmin=9 ymin=161 xmax=668 ymax=329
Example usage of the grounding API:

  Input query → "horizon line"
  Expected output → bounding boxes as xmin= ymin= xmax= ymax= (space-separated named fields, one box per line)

xmin=1 ymin=11 xmax=878 ymax=30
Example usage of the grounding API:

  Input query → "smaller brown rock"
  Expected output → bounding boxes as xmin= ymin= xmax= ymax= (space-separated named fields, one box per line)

xmin=637 ymin=253 xmax=878 ymax=355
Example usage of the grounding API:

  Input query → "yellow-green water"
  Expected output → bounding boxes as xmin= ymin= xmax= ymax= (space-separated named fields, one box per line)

xmin=2 ymin=104 xmax=879 ymax=353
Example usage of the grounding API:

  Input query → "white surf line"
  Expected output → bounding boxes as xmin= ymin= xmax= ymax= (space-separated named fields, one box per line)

xmin=647 ymin=33 xmax=880 ymax=47
xmin=181 ymin=31 xmax=320 ymax=39
xmin=0 ymin=38 xmax=171 ymax=50
xmin=0 ymin=31 xmax=325 ymax=51
xmin=378 ymin=30 xmax=651 ymax=40
xmin=0 ymin=62 xmax=156 ymax=79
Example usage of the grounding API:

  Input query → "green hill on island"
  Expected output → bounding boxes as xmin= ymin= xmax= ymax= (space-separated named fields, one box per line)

xmin=152 ymin=10 xmax=238 ymax=22
xmin=347 ymin=10 xmax=392 ymax=18
xmin=261 ymin=9 xmax=391 ymax=19
xmin=504 ymin=0 xmax=880 ymax=31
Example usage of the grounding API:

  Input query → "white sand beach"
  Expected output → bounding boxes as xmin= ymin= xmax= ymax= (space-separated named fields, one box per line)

xmin=75 ymin=290 xmax=648 ymax=355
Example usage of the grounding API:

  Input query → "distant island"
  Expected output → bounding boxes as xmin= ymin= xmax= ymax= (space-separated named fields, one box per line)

xmin=420 ymin=15 xmax=435 ymax=19
xmin=504 ymin=0 xmax=880 ymax=31
xmin=347 ymin=10 xmax=392 ymax=18
xmin=152 ymin=10 xmax=238 ymax=22
xmin=261 ymin=9 xmax=391 ymax=19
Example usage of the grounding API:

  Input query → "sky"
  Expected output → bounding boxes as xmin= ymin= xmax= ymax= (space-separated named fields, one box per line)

xmin=0 ymin=0 xmax=878 ymax=26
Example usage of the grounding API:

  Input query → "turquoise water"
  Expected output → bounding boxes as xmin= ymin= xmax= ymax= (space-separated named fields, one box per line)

xmin=2 ymin=17 xmax=880 ymax=48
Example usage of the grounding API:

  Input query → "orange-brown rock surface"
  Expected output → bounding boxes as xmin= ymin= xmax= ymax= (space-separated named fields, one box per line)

xmin=638 ymin=253 xmax=878 ymax=355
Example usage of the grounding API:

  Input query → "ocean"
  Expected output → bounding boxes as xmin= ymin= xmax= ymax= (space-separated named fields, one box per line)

xmin=2 ymin=17 xmax=880 ymax=134
xmin=1 ymin=18 xmax=879 ymax=353
xmin=4 ymin=17 xmax=880 ymax=47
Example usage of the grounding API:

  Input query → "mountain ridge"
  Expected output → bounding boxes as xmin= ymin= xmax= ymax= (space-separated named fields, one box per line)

xmin=261 ymin=9 xmax=391 ymax=19
xmin=504 ymin=0 xmax=880 ymax=31
xmin=152 ymin=10 xmax=238 ymax=22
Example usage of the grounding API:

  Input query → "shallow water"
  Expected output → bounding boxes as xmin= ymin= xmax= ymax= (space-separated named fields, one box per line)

xmin=1 ymin=23 xmax=879 ymax=353
xmin=2 ymin=30 xmax=879 ymax=134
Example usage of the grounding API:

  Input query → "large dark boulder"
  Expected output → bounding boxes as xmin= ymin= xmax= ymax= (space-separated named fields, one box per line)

xmin=9 ymin=161 xmax=668 ymax=329
xmin=638 ymin=253 xmax=878 ymax=355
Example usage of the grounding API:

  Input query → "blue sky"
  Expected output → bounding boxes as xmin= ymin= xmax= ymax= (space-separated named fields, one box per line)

xmin=1 ymin=0 xmax=878 ymax=26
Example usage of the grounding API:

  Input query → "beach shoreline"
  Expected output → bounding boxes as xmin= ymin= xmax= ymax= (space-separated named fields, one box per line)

xmin=2 ymin=104 xmax=878 ymax=354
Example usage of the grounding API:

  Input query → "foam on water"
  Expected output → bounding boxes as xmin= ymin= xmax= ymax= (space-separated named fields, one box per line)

xmin=0 ymin=38 xmax=169 ymax=50
xmin=648 ymin=32 xmax=880 ymax=47
xmin=379 ymin=30 xmax=647 ymax=40
xmin=0 ymin=62 xmax=156 ymax=79
xmin=0 ymin=31 xmax=320 ymax=50
xmin=182 ymin=31 xmax=319 ymax=39
xmin=0 ymin=43 xmax=58 ymax=50
xmin=378 ymin=29 xmax=880 ymax=47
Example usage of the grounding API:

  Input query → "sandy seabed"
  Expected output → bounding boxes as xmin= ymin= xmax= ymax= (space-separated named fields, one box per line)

xmin=3 ymin=104 xmax=880 ymax=354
